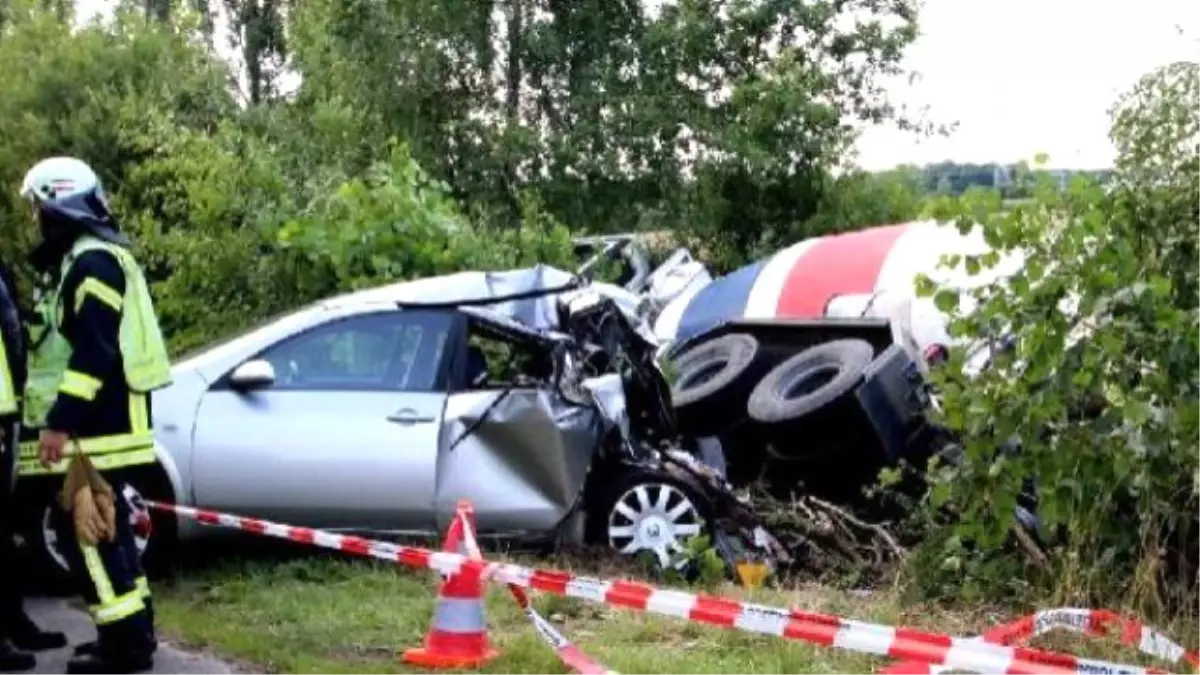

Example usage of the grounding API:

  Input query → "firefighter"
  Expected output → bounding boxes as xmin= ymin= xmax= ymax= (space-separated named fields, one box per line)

xmin=17 ymin=157 xmax=172 ymax=674
xmin=0 ymin=259 xmax=68 ymax=670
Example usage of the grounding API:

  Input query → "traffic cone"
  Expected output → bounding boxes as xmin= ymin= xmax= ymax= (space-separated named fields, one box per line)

xmin=403 ymin=500 xmax=499 ymax=669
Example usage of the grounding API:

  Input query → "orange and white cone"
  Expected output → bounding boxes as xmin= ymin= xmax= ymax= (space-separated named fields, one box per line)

xmin=402 ymin=500 xmax=500 ymax=669
xmin=453 ymin=501 xmax=617 ymax=675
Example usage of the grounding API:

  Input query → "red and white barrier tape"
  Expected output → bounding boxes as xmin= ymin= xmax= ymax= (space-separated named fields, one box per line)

xmin=883 ymin=608 xmax=1198 ymax=675
xmin=452 ymin=508 xmax=616 ymax=675
xmin=150 ymin=501 xmax=1160 ymax=675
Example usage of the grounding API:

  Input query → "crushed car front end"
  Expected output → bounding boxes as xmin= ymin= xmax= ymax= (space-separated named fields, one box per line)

xmin=410 ymin=276 xmax=786 ymax=575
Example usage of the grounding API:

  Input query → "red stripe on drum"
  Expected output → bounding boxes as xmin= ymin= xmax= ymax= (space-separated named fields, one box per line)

xmin=776 ymin=223 xmax=911 ymax=317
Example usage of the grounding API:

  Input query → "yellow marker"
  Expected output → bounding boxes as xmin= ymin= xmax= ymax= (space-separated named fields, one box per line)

xmin=736 ymin=561 xmax=769 ymax=589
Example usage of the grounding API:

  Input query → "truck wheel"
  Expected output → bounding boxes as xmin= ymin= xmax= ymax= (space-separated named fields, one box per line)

xmin=670 ymin=333 xmax=765 ymax=436
xmin=748 ymin=339 xmax=873 ymax=427
xmin=586 ymin=468 xmax=712 ymax=571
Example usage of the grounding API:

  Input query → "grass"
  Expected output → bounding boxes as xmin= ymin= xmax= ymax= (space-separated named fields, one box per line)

xmin=151 ymin=539 xmax=1198 ymax=674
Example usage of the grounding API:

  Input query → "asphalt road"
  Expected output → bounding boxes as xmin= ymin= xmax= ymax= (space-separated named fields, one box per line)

xmin=19 ymin=597 xmax=235 ymax=674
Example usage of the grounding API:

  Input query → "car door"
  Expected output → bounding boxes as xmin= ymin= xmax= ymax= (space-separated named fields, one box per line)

xmin=191 ymin=309 xmax=455 ymax=532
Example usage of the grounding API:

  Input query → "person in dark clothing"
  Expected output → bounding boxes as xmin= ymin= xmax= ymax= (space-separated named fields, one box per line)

xmin=17 ymin=157 xmax=172 ymax=674
xmin=0 ymin=259 xmax=67 ymax=672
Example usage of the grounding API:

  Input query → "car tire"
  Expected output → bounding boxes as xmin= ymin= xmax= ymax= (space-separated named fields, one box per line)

xmin=28 ymin=464 xmax=176 ymax=589
xmin=585 ymin=468 xmax=713 ymax=571
xmin=670 ymin=333 xmax=766 ymax=437
xmin=18 ymin=491 xmax=74 ymax=595
xmin=747 ymin=338 xmax=874 ymax=429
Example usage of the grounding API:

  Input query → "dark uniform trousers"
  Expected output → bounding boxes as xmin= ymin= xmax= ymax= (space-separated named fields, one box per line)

xmin=49 ymin=466 xmax=155 ymax=658
xmin=0 ymin=416 xmax=23 ymax=636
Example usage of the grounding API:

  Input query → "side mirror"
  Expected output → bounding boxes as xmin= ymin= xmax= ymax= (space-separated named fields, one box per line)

xmin=229 ymin=359 xmax=275 ymax=391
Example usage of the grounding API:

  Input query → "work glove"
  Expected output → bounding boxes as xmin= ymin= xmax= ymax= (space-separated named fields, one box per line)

xmin=59 ymin=450 xmax=116 ymax=546
xmin=84 ymin=457 xmax=117 ymax=542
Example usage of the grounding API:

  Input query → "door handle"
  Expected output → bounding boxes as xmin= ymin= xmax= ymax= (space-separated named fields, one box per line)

xmin=387 ymin=408 xmax=435 ymax=425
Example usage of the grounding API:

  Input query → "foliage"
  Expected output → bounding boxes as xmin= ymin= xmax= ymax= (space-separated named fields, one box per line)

xmin=278 ymin=142 xmax=575 ymax=292
xmin=0 ymin=0 xmax=1193 ymax=626
xmin=0 ymin=0 xmax=932 ymax=355
xmin=0 ymin=0 xmax=235 ymax=283
xmin=285 ymin=0 xmax=929 ymax=267
xmin=802 ymin=167 xmax=927 ymax=239
xmin=915 ymin=161 xmax=1114 ymax=199
xmin=913 ymin=62 xmax=1199 ymax=612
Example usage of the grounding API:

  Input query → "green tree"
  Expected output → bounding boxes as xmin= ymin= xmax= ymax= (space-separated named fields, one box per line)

xmin=789 ymin=166 xmax=927 ymax=245
xmin=0 ymin=0 xmax=235 ymax=282
xmin=916 ymin=61 xmax=1199 ymax=612
xmin=0 ymin=0 xmax=571 ymax=356
xmin=223 ymin=0 xmax=288 ymax=104
xmin=286 ymin=0 xmax=930 ymax=265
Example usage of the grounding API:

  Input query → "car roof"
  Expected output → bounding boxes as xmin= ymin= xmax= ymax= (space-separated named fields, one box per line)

xmin=318 ymin=271 xmax=487 ymax=310
xmin=319 ymin=266 xmax=579 ymax=310
xmin=315 ymin=272 xmax=568 ymax=346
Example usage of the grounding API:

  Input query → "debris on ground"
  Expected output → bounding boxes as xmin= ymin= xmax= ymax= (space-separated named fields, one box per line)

xmin=745 ymin=484 xmax=908 ymax=584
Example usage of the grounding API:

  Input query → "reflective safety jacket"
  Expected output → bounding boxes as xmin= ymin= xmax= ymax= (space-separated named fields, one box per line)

xmin=19 ymin=235 xmax=171 ymax=475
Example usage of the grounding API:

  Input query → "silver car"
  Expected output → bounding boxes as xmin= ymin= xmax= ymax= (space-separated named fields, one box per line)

xmin=19 ymin=266 xmax=731 ymax=580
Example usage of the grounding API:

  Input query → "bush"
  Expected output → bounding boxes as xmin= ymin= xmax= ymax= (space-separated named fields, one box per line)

xmin=913 ymin=62 xmax=1199 ymax=614
xmin=0 ymin=6 xmax=575 ymax=356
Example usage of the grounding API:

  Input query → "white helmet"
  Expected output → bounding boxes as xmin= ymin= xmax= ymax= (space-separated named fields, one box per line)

xmin=19 ymin=156 xmax=125 ymax=245
xmin=19 ymin=156 xmax=101 ymax=204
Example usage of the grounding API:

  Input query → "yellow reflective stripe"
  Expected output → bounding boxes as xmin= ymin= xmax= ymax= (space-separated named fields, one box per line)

xmin=59 ymin=370 xmax=103 ymax=401
xmin=19 ymin=432 xmax=154 ymax=459
xmin=81 ymin=544 xmax=144 ymax=626
xmin=75 ymin=278 xmax=123 ymax=314
xmin=129 ymin=394 xmax=149 ymax=434
xmin=0 ymin=341 xmax=15 ymax=415
xmin=81 ymin=545 xmax=116 ymax=602
xmin=90 ymin=590 xmax=145 ymax=625
xmin=18 ymin=445 xmax=155 ymax=475
xmin=135 ymin=576 xmax=151 ymax=599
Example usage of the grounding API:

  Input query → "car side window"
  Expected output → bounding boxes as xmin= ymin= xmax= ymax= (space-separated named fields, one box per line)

xmin=460 ymin=322 xmax=555 ymax=390
xmin=258 ymin=311 xmax=452 ymax=391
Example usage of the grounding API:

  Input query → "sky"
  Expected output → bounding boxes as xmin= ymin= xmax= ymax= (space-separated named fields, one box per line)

xmin=852 ymin=0 xmax=1200 ymax=170
xmin=76 ymin=0 xmax=1199 ymax=171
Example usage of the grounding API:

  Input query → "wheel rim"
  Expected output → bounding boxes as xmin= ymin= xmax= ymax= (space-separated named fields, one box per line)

xmin=607 ymin=482 xmax=704 ymax=569
xmin=43 ymin=483 xmax=151 ymax=573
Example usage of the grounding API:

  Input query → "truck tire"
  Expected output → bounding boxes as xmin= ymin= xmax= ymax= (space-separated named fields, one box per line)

xmin=670 ymin=333 xmax=765 ymax=436
xmin=747 ymin=338 xmax=873 ymax=427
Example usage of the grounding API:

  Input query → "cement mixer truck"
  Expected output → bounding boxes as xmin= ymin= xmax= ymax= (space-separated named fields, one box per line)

xmin=582 ymin=221 xmax=1027 ymax=507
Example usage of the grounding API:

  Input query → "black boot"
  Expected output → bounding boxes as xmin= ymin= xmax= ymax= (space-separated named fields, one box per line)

xmin=65 ymin=650 xmax=153 ymax=675
xmin=74 ymin=606 xmax=154 ymax=655
xmin=0 ymin=640 xmax=35 ymax=673
xmin=77 ymin=600 xmax=158 ymax=658
xmin=7 ymin=614 xmax=67 ymax=652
